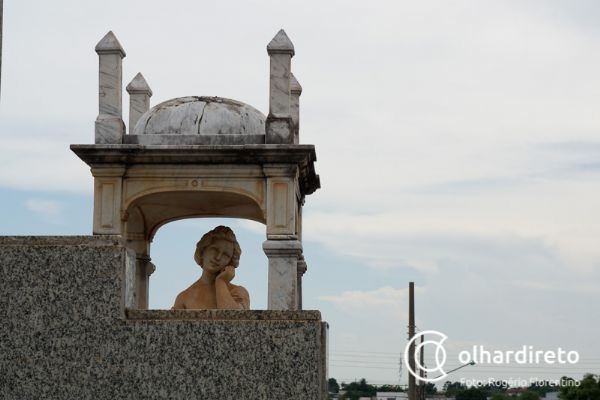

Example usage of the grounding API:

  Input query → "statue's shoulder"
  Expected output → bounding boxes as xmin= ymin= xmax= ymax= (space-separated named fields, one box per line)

xmin=174 ymin=279 xmax=202 ymax=302
xmin=228 ymin=282 xmax=249 ymax=296
xmin=228 ymin=283 xmax=250 ymax=309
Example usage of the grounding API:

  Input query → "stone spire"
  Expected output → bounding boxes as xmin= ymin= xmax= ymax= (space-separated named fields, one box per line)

xmin=267 ymin=29 xmax=295 ymax=56
xmin=290 ymin=73 xmax=302 ymax=144
xmin=95 ymin=31 xmax=126 ymax=144
xmin=126 ymin=72 xmax=152 ymax=132
xmin=266 ymin=29 xmax=295 ymax=144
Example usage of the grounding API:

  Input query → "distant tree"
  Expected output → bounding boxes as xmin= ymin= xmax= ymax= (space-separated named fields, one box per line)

xmin=378 ymin=384 xmax=404 ymax=392
xmin=444 ymin=381 xmax=467 ymax=397
xmin=560 ymin=374 xmax=600 ymax=400
xmin=455 ymin=387 xmax=487 ymax=400
xmin=341 ymin=378 xmax=377 ymax=400
xmin=484 ymin=381 xmax=510 ymax=393
xmin=529 ymin=380 xmax=560 ymax=397
xmin=519 ymin=391 xmax=541 ymax=400
xmin=491 ymin=393 xmax=513 ymax=400
xmin=426 ymin=382 xmax=438 ymax=395
xmin=329 ymin=378 xmax=340 ymax=394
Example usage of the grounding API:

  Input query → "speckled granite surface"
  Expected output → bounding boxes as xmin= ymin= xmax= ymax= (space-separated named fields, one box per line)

xmin=126 ymin=309 xmax=323 ymax=321
xmin=0 ymin=236 xmax=328 ymax=399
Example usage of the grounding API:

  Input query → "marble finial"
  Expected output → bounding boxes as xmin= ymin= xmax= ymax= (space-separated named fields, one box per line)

xmin=95 ymin=31 xmax=126 ymax=57
xmin=126 ymin=72 xmax=152 ymax=96
xmin=290 ymin=73 xmax=302 ymax=95
xmin=267 ymin=29 xmax=295 ymax=56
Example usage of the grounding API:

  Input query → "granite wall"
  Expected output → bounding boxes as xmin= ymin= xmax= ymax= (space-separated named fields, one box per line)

xmin=0 ymin=236 xmax=328 ymax=399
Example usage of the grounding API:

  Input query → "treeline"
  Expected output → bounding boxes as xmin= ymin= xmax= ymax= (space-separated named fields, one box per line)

xmin=328 ymin=377 xmax=436 ymax=400
xmin=329 ymin=374 xmax=600 ymax=400
xmin=445 ymin=375 xmax=599 ymax=400
xmin=329 ymin=378 xmax=402 ymax=398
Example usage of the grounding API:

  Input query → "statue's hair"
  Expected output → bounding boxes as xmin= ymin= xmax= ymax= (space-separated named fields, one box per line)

xmin=194 ymin=225 xmax=242 ymax=268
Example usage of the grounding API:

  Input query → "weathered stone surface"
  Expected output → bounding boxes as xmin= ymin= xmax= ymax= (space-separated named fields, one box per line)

xmin=126 ymin=72 xmax=152 ymax=133
xmin=0 ymin=236 xmax=328 ymax=399
xmin=95 ymin=31 xmax=126 ymax=57
xmin=123 ymin=133 xmax=266 ymax=145
xmin=290 ymin=73 xmax=302 ymax=95
xmin=132 ymin=96 xmax=266 ymax=138
xmin=266 ymin=116 xmax=294 ymax=144
xmin=266 ymin=29 xmax=295 ymax=56
xmin=263 ymin=239 xmax=302 ymax=310
xmin=126 ymin=72 xmax=152 ymax=94
xmin=71 ymin=145 xmax=320 ymax=234
xmin=290 ymin=73 xmax=302 ymax=144
xmin=95 ymin=32 xmax=126 ymax=144
xmin=97 ymin=53 xmax=123 ymax=117
xmin=71 ymin=144 xmax=319 ymax=171
xmin=268 ymin=54 xmax=292 ymax=118
xmin=266 ymin=30 xmax=294 ymax=143
xmin=94 ymin=115 xmax=125 ymax=144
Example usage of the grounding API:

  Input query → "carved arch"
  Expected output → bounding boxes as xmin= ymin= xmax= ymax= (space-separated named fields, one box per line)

xmin=123 ymin=189 xmax=266 ymax=242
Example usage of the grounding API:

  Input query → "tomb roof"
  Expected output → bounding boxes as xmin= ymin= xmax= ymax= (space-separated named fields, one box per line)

xmin=132 ymin=96 xmax=266 ymax=137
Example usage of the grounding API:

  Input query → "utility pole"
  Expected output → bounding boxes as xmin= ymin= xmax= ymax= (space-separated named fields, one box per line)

xmin=420 ymin=334 xmax=425 ymax=400
xmin=408 ymin=282 xmax=416 ymax=400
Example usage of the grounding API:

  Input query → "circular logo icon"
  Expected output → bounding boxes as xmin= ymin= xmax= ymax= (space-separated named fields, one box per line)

xmin=403 ymin=330 xmax=448 ymax=383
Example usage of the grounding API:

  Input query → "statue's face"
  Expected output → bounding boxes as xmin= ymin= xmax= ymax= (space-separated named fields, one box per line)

xmin=202 ymin=239 xmax=234 ymax=272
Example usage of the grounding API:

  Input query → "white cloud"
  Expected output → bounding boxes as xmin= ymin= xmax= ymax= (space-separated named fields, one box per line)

xmin=319 ymin=286 xmax=418 ymax=317
xmin=25 ymin=199 xmax=61 ymax=220
xmin=237 ymin=219 xmax=265 ymax=235
xmin=304 ymin=171 xmax=600 ymax=276
xmin=510 ymin=279 xmax=600 ymax=295
xmin=0 ymin=134 xmax=92 ymax=193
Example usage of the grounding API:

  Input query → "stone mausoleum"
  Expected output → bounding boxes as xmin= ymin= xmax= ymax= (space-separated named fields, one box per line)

xmin=0 ymin=30 xmax=328 ymax=399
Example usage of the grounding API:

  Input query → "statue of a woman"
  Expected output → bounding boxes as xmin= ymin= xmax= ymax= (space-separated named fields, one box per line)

xmin=172 ymin=226 xmax=250 ymax=310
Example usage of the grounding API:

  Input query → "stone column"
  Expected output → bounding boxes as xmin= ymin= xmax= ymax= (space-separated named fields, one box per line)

xmin=263 ymin=239 xmax=302 ymax=310
xmin=263 ymin=164 xmax=301 ymax=310
xmin=264 ymin=165 xmax=298 ymax=238
xmin=266 ymin=29 xmax=295 ymax=144
xmin=297 ymin=255 xmax=307 ymax=310
xmin=290 ymin=73 xmax=302 ymax=144
xmin=126 ymin=72 xmax=152 ymax=133
xmin=124 ymin=206 xmax=154 ymax=309
xmin=135 ymin=255 xmax=155 ymax=309
xmin=95 ymin=31 xmax=126 ymax=144
xmin=91 ymin=166 xmax=125 ymax=235
xmin=296 ymin=196 xmax=305 ymax=308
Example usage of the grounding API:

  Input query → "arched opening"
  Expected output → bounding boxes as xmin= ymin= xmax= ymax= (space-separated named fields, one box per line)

xmin=122 ymin=189 xmax=267 ymax=309
xmin=148 ymin=217 xmax=268 ymax=309
xmin=125 ymin=189 xmax=266 ymax=242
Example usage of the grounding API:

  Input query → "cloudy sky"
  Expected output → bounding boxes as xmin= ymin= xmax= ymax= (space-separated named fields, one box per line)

xmin=1 ymin=0 xmax=599 ymax=387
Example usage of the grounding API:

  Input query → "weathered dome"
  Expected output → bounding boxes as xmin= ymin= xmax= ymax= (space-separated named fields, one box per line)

xmin=132 ymin=96 xmax=266 ymax=136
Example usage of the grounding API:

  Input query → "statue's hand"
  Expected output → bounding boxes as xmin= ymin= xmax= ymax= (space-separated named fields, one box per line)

xmin=217 ymin=265 xmax=235 ymax=283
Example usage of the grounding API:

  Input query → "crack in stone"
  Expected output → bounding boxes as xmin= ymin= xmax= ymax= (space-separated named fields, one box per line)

xmin=196 ymin=103 xmax=206 ymax=135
